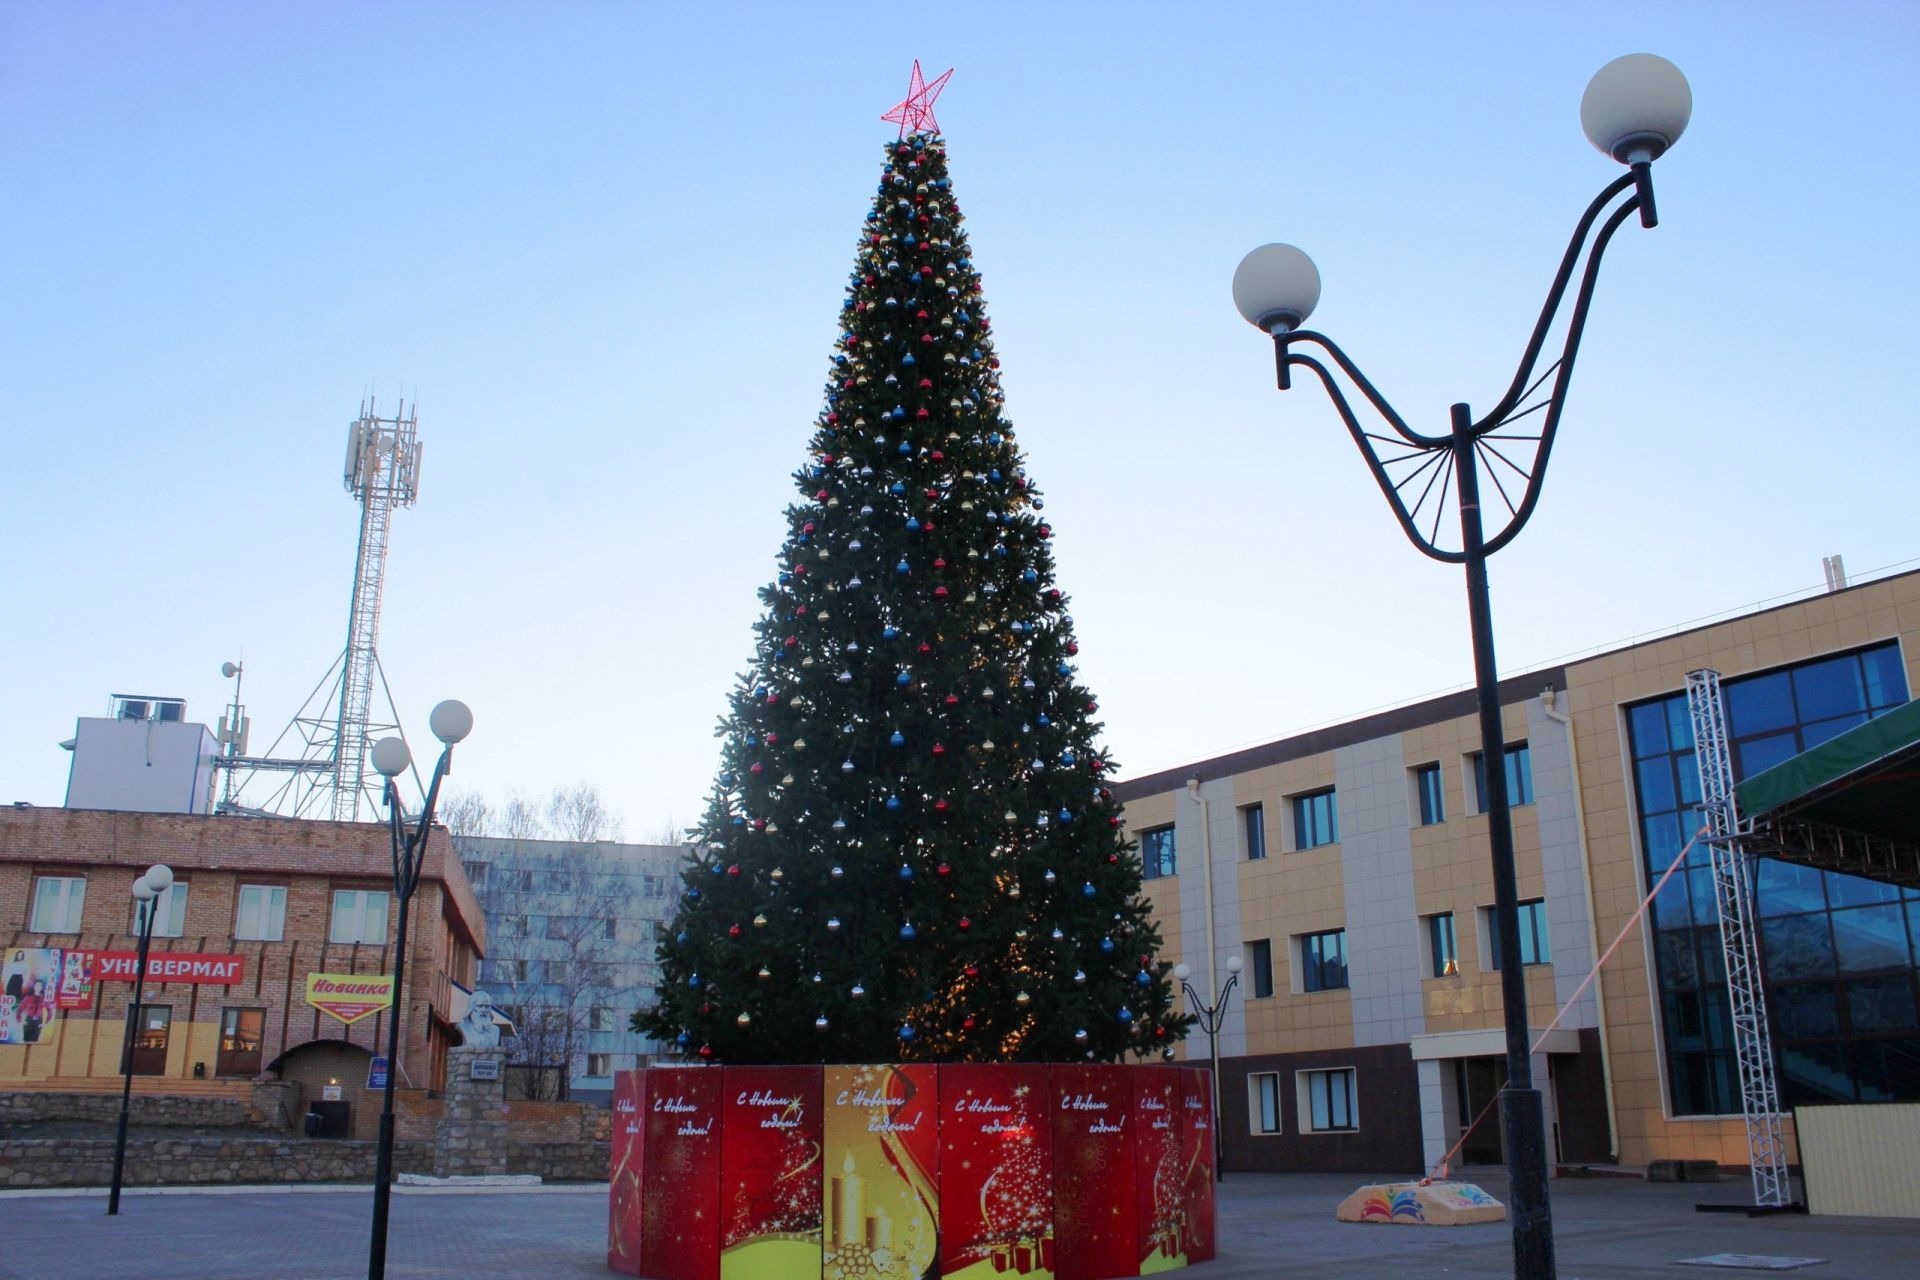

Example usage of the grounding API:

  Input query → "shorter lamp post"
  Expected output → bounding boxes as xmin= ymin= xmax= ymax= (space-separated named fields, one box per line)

xmin=365 ymin=700 xmax=472 ymax=1280
xmin=1174 ymin=955 xmax=1242 ymax=1181
xmin=108 ymin=862 xmax=174 ymax=1215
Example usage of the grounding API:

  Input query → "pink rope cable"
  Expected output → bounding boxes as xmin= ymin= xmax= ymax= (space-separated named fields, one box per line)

xmin=1420 ymin=825 xmax=1708 ymax=1185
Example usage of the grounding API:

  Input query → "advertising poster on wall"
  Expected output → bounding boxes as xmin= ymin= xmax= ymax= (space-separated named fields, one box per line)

xmin=939 ymin=1062 xmax=1054 ymax=1279
xmin=719 ymin=1065 xmax=823 ymax=1279
xmin=0 ymin=947 xmax=68 ymax=1046
xmin=640 ymin=1066 xmax=723 ymax=1280
xmin=1050 ymin=1064 xmax=1138 ymax=1280
xmin=56 ymin=948 xmax=96 ymax=1011
xmin=303 ymin=973 xmax=395 ymax=1024
xmin=822 ymin=1064 xmax=939 ymax=1280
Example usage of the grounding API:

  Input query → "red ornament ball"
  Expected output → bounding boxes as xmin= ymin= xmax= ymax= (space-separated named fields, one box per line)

xmin=962 ymin=1016 xmax=977 ymax=1030
xmin=936 ymin=860 xmax=951 ymax=875
xmin=728 ymin=924 xmax=742 ymax=938
xmin=727 ymin=864 xmax=741 ymax=877
xmin=699 ymin=1045 xmax=712 ymax=1058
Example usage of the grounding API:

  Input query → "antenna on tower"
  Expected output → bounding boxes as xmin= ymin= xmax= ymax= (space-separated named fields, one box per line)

xmin=219 ymin=398 xmax=424 ymax=820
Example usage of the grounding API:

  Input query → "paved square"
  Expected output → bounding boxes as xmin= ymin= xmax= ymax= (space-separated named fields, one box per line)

xmin=4 ymin=1171 xmax=1917 ymax=1279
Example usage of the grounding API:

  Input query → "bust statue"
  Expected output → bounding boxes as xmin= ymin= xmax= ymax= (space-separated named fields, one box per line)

xmin=458 ymin=989 xmax=502 ymax=1049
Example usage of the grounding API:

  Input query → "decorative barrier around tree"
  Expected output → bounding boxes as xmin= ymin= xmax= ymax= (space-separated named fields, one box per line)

xmin=609 ymin=1062 xmax=1215 ymax=1279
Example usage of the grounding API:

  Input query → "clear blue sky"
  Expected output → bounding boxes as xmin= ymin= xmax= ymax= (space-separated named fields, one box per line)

xmin=4 ymin=1 xmax=1915 ymax=836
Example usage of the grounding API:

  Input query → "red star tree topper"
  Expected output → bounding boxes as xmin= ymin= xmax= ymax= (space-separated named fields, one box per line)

xmin=882 ymin=59 xmax=953 ymax=137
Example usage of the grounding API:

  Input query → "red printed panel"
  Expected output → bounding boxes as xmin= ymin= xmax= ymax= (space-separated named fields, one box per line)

xmin=1050 ymin=1064 xmax=1138 ymax=1280
xmin=640 ymin=1066 xmax=724 ymax=1280
xmin=1132 ymin=1068 xmax=1186 ymax=1272
xmin=822 ymin=1064 xmax=941 ymax=1280
xmin=609 ymin=1069 xmax=645 ymax=1275
xmin=1177 ymin=1068 xmax=1216 ymax=1264
xmin=719 ymin=1065 xmax=823 ymax=1280
xmin=939 ymin=1062 xmax=1054 ymax=1278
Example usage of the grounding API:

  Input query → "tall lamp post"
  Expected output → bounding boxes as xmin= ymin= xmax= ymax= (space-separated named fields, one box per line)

xmin=1174 ymin=955 xmax=1242 ymax=1182
xmin=366 ymin=699 xmax=472 ymax=1280
xmin=1231 ymin=55 xmax=1690 ymax=1280
xmin=107 ymin=862 xmax=174 ymax=1215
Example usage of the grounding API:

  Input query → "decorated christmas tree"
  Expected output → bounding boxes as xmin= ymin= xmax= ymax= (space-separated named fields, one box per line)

xmin=643 ymin=65 xmax=1187 ymax=1066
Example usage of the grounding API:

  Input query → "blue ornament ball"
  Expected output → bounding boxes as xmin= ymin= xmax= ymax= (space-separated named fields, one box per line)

xmin=899 ymin=923 xmax=917 ymax=940
xmin=1117 ymin=1007 xmax=1134 ymax=1024
xmin=1100 ymin=936 xmax=1116 ymax=953
xmin=886 ymin=795 xmax=903 ymax=811
xmin=1081 ymin=880 xmax=1095 ymax=897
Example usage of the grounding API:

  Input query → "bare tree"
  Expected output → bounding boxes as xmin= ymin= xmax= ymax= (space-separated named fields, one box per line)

xmin=438 ymin=790 xmax=494 ymax=837
xmin=500 ymin=792 xmax=546 ymax=841
xmin=545 ymin=783 xmax=624 ymax=844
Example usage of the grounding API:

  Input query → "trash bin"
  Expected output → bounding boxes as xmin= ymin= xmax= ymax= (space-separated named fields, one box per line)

xmin=304 ymin=1110 xmax=322 ymax=1137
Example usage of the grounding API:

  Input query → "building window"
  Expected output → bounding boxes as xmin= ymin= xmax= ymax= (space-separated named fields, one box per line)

xmin=546 ymin=915 xmax=573 ymax=940
xmin=1471 ymin=742 xmax=1534 ymax=812
xmin=1242 ymin=804 xmax=1267 ymax=860
xmin=587 ymin=1053 xmax=612 ymax=1078
xmin=1300 ymin=1068 xmax=1358 ymax=1132
xmin=1249 ymin=1073 xmax=1282 ymax=1134
xmin=603 ymin=917 xmax=617 ymax=941
xmin=29 ymin=876 xmax=86 ymax=933
xmin=329 ymin=889 xmax=390 ymax=944
xmin=1300 ymin=929 xmax=1348 ymax=992
xmin=498 ymin=915 xmax=529 ymax=939
xmin=590 ymin=1006 xmax=615 ymax=1032
xmin=1627 ymin=641 xmax=1913 ymax=1115
xmin=1414 ymin=763 xmax=1445 ymax=825
xmin=217 ymin=1008 xmax=266 ymax=1077
xmin=1486 ymin=900 xmax=1550 ymax=968
xmin=235 ymin=885 xmax=287 ymax=942
xmin=642 ymin=875 xmax=666 ymax=898
xmin=1139 ymin=826 xmax=1177 ymax=880
xmin=462 ymin=860 xmax=489 ymax=885
xmin=1291 ymin=789 xmax=1339 ymax=849
xmin=133 ymin=883 xmax=189 ymax=938
xmin=1426 ymin=912 xmax=1459 ymax=977
xmin=1247 ymin=939 xmax=1274 ymax=999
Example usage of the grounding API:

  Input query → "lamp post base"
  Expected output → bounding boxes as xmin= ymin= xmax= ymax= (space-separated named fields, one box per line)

xmin=1498 ymin=1086 xmax=1556 ymax=1278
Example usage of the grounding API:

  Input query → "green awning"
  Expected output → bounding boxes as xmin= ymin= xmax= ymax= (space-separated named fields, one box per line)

xmin=1736 ymin=698 xmax=1920 ymax=844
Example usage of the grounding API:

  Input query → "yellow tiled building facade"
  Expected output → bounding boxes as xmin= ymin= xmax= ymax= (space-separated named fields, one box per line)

xmin=1117 ymin=570 xmax=1920 ymax=1174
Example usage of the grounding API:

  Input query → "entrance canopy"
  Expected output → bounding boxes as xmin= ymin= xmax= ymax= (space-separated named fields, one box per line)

xmin=1735 ymin=699 xmax=1920 ymax=889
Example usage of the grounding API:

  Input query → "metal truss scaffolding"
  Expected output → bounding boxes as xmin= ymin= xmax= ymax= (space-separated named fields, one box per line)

xmin=1685 ymin=668 xmax=1791 ymax=1209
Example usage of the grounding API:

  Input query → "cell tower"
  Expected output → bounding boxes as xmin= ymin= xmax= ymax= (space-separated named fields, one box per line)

xmin=219 ymin=399 xmax=422 ymax=820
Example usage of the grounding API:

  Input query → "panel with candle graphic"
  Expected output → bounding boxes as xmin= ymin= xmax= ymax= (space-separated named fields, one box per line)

xmin=823 ymin=1064 xmax=941 ymax=1280
xmin=1050 ymin=1065 xmax=1138 ymax=1280
xmin=1132 ymin=1068 xmax=1186 ymax=1274
xmin=939 ymin=1063 xmax=1055 ymax=1278
xmin=1177 ymin=1068 xmax=1215 ymax=1265
xmin=641 ymin=1066 xmax=724 ymax=1280
xmin=609 ymin=1069 xmax=646 ymax=1276
xmin=720 ymin=1065 xmax=824 ymax=1279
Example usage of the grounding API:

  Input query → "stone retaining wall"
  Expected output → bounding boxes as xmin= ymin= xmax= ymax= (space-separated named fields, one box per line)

xmin=0 ymin=1135 xmax=609 ymax=1188
xmin=0 ymin=1137 xmax=435 ymax=1188
xmin=0 ymin=1090 xmax=273 ymax=1131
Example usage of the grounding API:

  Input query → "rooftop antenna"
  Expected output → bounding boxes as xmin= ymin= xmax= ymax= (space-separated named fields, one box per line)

xmin=219 ymin=398 xmax=423 ymax=819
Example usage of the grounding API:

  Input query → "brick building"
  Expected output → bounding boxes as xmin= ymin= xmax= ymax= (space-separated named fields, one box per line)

xmin=0 ymin=806 xmax=485 ymax=1138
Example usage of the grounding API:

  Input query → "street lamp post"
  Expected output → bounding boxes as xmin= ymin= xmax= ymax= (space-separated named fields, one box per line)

xmin=107 ymin=862 xmax=174 ymax=1215
xmin=1174 ymin=955 xmax=1242 ymax=1182
xmin=366 ymin=700 xmax=472 ymax=1280
xmin=1231 ymin=55 xmax=1691 ymax=1280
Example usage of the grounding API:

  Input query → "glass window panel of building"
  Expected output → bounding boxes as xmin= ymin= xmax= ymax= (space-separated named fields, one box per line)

xmin=1246 ymin=939 xmax=1274 ymax=999
xmin=1487 ymin=899 xmax=1550 ymax=969
xmin=1472 ymin=742 xmax=1534 ymax=812
xmin=1139 ymin=827 xmax=1176 ymax=880
xmin=1626 ymin=641 xmax=1915 ymax=1114
xmin=1301 ymin=929 xmax=1348 ymax=992
xmin=1426 ymin=912 xmax=1458 ymax=977
xmin=1242 ymin=804 xmax=1266 ymax=860
xmin=1415 ymin=764 xmax=1445 ymax=826
xmin=1292 ymin=790 xmax=1339 ymax=849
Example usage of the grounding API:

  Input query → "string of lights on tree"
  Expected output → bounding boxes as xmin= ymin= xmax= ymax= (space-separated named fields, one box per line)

xmin=643 ymin=64 xmax=1189 ymax=1066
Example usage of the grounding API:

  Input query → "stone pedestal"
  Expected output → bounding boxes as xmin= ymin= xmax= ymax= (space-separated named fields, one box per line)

xmin=435 ymin=1045 xmax=509 ymax=1177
